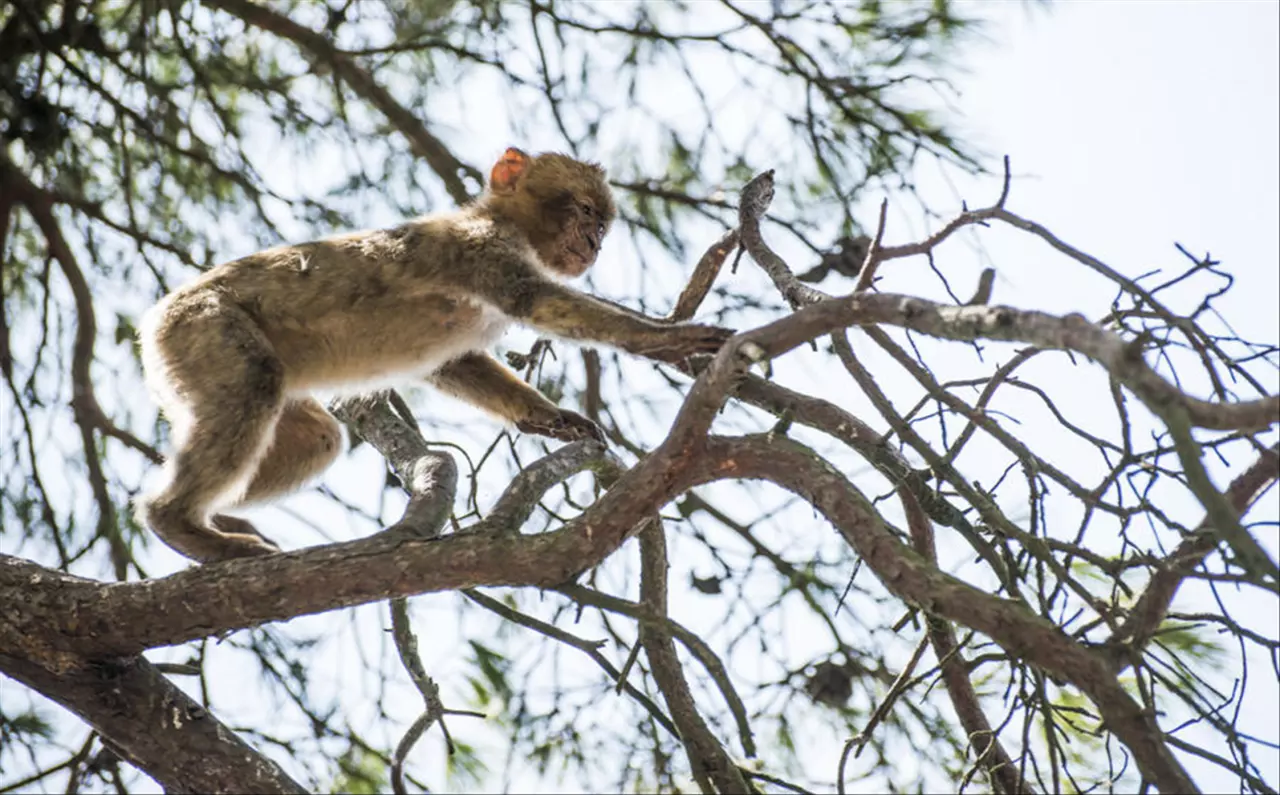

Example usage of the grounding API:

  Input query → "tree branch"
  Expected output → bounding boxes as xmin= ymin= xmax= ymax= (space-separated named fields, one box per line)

xmin=201 ymin=0 xmax=479 ymax=205
xmin=638 ymin=520 xmax=749 ymax=794
xmin=689 ymin=434 xmax=1199 ymax=794
xmin=0 ymin=653 xmax=305 ymax=794
xmin=1110 ymin=444 xmax=1280 ymax=660
xmin=2 ymin=418 xmax=1216 ymax=794
xmin=899 ymin=487 xmax=1027 ymax=794
xmin=330 ymin=391 xmax=458 ymax=539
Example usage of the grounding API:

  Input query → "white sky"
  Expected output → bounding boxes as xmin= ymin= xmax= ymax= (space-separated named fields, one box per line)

xmin=883 ymin=1 xmax=1280 ymax=788
xmin=957 ymin=0 xmax=1279 ymax=338
xmin=874 ymin=2 xmax=1280 ymax=789
xmin=3 ymin=1 xmax=1277 ymax=793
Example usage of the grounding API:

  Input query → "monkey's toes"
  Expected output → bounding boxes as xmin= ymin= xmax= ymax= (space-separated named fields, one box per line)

xmin=210 ymin=514 xmax=282 ymax=558
xmin=699 ymin=326 xmax=736 ymax=352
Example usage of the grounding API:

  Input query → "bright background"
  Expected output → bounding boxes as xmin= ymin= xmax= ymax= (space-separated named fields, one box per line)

xmin=3 ymin=1 xmax=1276 ymax=792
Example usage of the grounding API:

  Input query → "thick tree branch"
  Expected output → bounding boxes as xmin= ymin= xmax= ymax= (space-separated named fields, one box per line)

xmin=739 ymin=291 xmax=1279 ymax=436
xmin=0 ymin=429 xmax=665 ymax=663
xmin=1 ymin=653 xmax=305 ymax=794
xmin=4 ymin=426 xmax=1211 ymax=792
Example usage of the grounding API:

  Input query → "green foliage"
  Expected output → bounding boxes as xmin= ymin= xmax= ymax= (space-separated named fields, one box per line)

xmin=1154 ymin=621 xmax=1227 ymax=667
xmin=465 ymin=640 xmax=513 ymax=709
xmin=329 ymin=747 xmax=389 ymax=795
xmin=0 ymin=708 xmax=55 ymax=745
xmin=444 ymin=738 xmax=487 ymax=789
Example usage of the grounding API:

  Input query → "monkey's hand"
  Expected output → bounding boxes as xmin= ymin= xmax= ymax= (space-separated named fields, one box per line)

xmin=517 ymin=408 xmax=607 ymax=444
xmin=641 ymin=324 xmax=735 ymax=364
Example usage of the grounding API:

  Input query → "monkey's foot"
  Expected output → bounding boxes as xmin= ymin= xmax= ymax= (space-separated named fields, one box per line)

xmin=206 ymin=515 xmax=282 ymax=560
xmin=517 ymin=409 xmax=606 ymax=443
xmin=141 ymin=499 xmax=281 ymax=563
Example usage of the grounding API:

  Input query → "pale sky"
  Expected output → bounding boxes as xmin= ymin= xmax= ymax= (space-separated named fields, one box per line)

xmin=872 ymin=2 xmax=1280 ymax=788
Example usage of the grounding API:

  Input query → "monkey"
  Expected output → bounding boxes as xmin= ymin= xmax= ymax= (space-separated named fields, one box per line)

xmin=135 ymin=148 xmax=733 ymax=564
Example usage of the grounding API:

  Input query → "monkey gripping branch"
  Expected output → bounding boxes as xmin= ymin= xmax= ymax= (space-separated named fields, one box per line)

xmin=2 ymin=162 xmax=1278 ymax=795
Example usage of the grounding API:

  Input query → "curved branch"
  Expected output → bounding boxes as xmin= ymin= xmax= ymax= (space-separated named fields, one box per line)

xmin=689 ymin=435 xmax=1199 ymax=795
xmin=330 ymin=391 xmax=458 ymax=539
xmin=202 ymin=0 xmax=479 ymax=205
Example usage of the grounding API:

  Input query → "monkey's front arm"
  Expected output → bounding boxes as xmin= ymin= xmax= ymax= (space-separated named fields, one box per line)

xmin=512 ymin=280 xmax=733 ymax=364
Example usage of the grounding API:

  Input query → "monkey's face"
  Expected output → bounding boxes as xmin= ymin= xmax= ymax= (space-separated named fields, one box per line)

xmin=500 ymin=152 xmax=617 ymax=279
xmin=547 ymin=193 xmax=610 ymax=277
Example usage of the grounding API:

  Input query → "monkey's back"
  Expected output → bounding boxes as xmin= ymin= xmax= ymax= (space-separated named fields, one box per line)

xmin=145 ymin=213 xmax=517 ymax=398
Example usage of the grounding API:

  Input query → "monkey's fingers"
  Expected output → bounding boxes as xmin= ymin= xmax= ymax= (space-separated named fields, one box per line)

xmin=557 ymin=410 xmax=607 ymax=444
xmin=517 ymin=410 xmax=606 ymax=444
xmin=696 ymin=325 xmax=736 ymax=353
xmin=647 ymin=325 xmax=736 ymax=363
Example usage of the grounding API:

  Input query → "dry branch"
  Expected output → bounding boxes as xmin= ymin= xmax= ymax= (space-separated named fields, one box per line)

xmin=4 ymin=161 xmax=1276 ymax=794
xmin=201 ymin=0 xmax=479 ymax=205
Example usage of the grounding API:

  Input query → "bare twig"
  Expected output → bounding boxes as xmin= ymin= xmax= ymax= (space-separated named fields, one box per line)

xmin=3 ymin=154 xmax=132 ymax=578
xmin=838 ymin=638 xmax=928 ymax=793
xmin=1110 ymin=444 xmax=1280 ymax=658
xmin=462 ymin=588 xmax=681 ymax=739
xmin=388 ymin=597 xmax=447 ymax=795
xmin=668 ymin=229 xmax=739 ymax=323
xmin=202 ymin=0 xmax=480 ymax=204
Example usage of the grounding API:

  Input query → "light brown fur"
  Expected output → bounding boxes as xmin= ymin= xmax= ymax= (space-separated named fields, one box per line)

xmin=136 ymin=149 xmax=731 ymax=563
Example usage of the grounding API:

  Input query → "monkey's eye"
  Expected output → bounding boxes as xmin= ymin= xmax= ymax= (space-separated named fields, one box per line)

xmin=579 ymin=202 xmax=596 ymax=218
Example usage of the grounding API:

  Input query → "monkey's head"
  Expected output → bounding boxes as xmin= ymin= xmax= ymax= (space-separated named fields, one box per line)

xmin=485 ymin=147 xmax=617 ymax=278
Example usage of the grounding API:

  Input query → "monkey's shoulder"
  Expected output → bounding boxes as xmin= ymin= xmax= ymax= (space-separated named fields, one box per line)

xmin=395 ymin=211 xmax=550 ymax=286
xmin=189 ymin=209 xmax=550 ymax=318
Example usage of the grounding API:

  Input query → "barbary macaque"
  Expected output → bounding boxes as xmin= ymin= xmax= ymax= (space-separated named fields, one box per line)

xmin=137 ymin=148 xmax=733 ymax=563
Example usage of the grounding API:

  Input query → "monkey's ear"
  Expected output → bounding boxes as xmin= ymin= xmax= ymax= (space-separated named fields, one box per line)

xmin=490 ymin=147 xmax=532 ymax=194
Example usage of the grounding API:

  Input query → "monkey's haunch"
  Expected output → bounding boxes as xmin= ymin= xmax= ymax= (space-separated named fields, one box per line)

xmin=137 ymin=149 xmax=732 ymax=563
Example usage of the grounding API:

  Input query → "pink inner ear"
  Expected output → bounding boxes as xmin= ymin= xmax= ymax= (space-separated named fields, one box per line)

xmin=490 ymin=148 xmax=531 ymax=192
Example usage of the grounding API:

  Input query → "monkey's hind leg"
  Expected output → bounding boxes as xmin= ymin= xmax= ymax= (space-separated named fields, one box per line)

xmin=137 ymin=299 xmax=287 ymax=563
xmin=233 ymin=397 xmax=343 ymax=507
